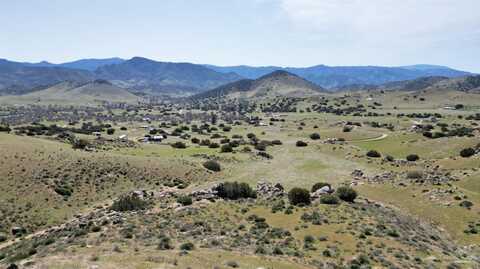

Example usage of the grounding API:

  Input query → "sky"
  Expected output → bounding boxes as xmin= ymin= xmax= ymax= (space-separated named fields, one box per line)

xmin=1 ymin=0 xmax=479 ymax=72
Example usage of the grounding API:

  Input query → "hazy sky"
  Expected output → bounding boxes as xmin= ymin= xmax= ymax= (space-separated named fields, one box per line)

xmin=1 ymin=0 xmax=479 ymax=72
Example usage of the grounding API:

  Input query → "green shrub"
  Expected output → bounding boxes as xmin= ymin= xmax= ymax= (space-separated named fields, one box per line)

xmin=460 ymin=147 xmax=476 ymax=158
xmin=171 ymin=141 xmax=187 ymax=149
xmin=72 ymin=138 xmax=89 ymax=149
xmin=406 ymin=154 xmax=420 ymax=162
xmin=215 ymin=182 xmax=256 ymax=200
xmin=221 ymin=144 xmax=233 ymax=153
xmin=157 ymin=235 xmax=173 ymax=250
xmin=288 ymin=188 xmax=311 ymax=205
xmin=320 ymin=194 xmax=339 ymax=205
xmin=296 ymin=141 xmax=308 ymax=147
xmin=203 ymin=160 xmax=221 ymax=172
xmin=366 ymin=150 xmax=381 ymax=158
xmin=111 ymin=195 xmax=149 ymax=212
xmin=310 ymin=133 xmax=321 ymax=140
xmin=176 ymin=195 xmax=193 ymax=206
xmin=107 ymin=128 xmax=115 ymax=135
xmin=336 ymin=186 xmax=357 ymax=202
xmin=407 ymin=170 xmax=423 ymax=179
xmin=180 ymin=242 xmax=195 ymax=251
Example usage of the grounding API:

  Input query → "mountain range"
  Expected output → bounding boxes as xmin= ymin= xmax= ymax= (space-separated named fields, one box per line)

xmin=0 ymin=57 xmax=474 ymax=96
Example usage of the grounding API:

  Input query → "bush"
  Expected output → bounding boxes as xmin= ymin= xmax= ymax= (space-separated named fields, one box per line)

xmin=366 ymin=150 xmax=381 ymax=158
xmin=460 ymin=147 xmax=476 ymax=158
xmin=72 ymin=138 xmax=89 ymax=149
xmin=171 ymin=141 xmax=187 ymax=149
xmin=208 ymin=142 xmax=220 ymax=148
xmin=180 ymin=242 xmax=195 ymax=251
xmin=311 ymin=182 xmax=331 ymax=193
xmin=320 ymin=194 xmax=339 ymax=205
xmin=310 ymin=133 xmax=321 ymax=140
xmin=221 ymin=144 xmax=233 ymax=153
xmin=406 ymin=154 xmax=420 ymax=162
xmin=203 ymin=160 xmax=221 ymax=172
xmin=288 ymin=188 xmax=311 ymax=205
xmin=296 ymin=141 xmax=308 ymax=147
xmin=191 ymin=137 xmax=200 ymax=144
xmin=176 ymin=195 xmax=193 ymax=206
xmin=336 ymin=186 xmax=357 ymax=202
xmin=157 ymin=235 xmax=173 ymax=250
xmin=107 ymin=128 xmax=115 ymax=135
xmin=111 ymin=194 xmax=149 ymax=212
xmin=215 ymin=182 xmax=256 ymax=200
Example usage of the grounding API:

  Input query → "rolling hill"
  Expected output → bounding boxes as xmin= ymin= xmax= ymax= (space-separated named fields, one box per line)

xmin=206 ymin=64 xmax=471 ymax=89
xmin=193 ymin=70 xmax=325 ymax=99
xmin=23 ymin=58 xmax=125 ymax=71
xmin=0 ymin=79 xmax=142 ymax=105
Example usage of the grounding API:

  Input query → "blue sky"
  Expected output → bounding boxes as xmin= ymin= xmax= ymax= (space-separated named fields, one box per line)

xmin=1 ymin=0 xmax=479 ymax=72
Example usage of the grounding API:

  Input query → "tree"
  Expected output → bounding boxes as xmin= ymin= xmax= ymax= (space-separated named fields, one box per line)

xmin=366 ymin=150 xmax=381 ymax=158
xmin=310 ymin=133 xmax=321 ymax=140
xmin=406 ymin=154 xmax=420 ymax=162
xmin=288 ymin=188 xmax=311 ymax=205
xmin=203 ymin=160 xmax=221 ymax=172
xmin=460 ymin=147 xmax=475 ymax=158
xmin=215 ymin=182 xmax=256 ymax=200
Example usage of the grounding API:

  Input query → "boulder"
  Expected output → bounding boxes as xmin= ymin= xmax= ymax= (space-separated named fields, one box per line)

xmin=311 ymin=186 xmax=334 ymax=200
xmin=256 ymin=181 xmax=284 ymax=199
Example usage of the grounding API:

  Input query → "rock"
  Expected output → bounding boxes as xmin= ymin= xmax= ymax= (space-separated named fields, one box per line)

xmin=256 ymin=181 xmax=284 ymax=199
xmin=311 ymin=186 xmax=333 ymax=199
xmin=190 ymin=184 xmax=220 ymax=201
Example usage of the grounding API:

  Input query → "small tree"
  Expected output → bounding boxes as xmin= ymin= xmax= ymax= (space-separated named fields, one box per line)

xmin=406 ymin=154 xmax=420 ymax=162
xmin=215 ymin=182 xmax=256 ymax=200
xmin=310 ymin=133 xmax=321 ymax=140
xmin=296 ymin=141 xmax=308 ymax=147
xmin=203 ymin=160 xmax=221 ymax=172
xmin=460 ymin=147 xmax=475 ymax=158
xmin=221 ymin=144 xmax=233 ymax=153
xmin=288 ymin=188 xmax=311 ymax=205
xmin=176 ymin=195 xmax=193 ymax=206
xmin=336 ymin=186 xmax=357 ymax=202
xmin=366 ymin=150 xmax=381 ymax=158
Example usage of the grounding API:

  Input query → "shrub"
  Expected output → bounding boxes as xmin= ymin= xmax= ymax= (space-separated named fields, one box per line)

xmin=271 ymin=139 xmax=283 ymax=145
xmin=385 ymin=155 xmax=395 ymax=162
xmin=157 ymin=235 xmax=173 ymax=250
xmin=180 ymin=242 xmax=194 ymax=251
xmin=296 ymin=141 xmax=308 ymax=147
xmin=254 ymin=143 xmax=267 ymax=151
xmin=366 ymin=150 xmax=381 ymax=158
xmin=203 ymin=160 xmax=221 ymax=172
xmin=343 ymin=126 xmax=352 ymax=132
xmin=336 ymin=186 xmax=357 ymax=202
xmin=107 ymin=128 xmax=115 ymax=135
xmin=226 ymin=261 xmax=239 ymax=268
xmin=54 ymin=184 xmax=73 ymax=197
xmin=209 ymin=142 xmax=220 ymax=148
xmin=191 ymin=137 xmax=200 ymax=144
xmin=176 ymin=195 xmax=193 ymax=206
xmin=215 ymin=182 xmax=256 ymax=200
xmin=111 ymin=195 xmax=149 ymax=212
xmin=460 ymin=200 xmax=473 ymax=208
xmin=72 ymin=138 xmax=89 ymax=149
xmin=171 ymin=141 xmax=187 ymax=149
xmin=406 ymin=154 xmax=420 ymax=162
xmin=460 ymin=148 xmax=476 ymax=158
xmin=288 ymin=188 xmax=311 ymax=205
xmin=311 ymin=182 xmax=331 ymax=193
xmin=0 ymin=234 xmax=7 ymax=242
xmin=310 ymin=133 xmax=321 ymax=140
xmin=320 ymin=194 xmax=339 ymax=205
xmin=221 ymin=144 xmax=233 ymax=153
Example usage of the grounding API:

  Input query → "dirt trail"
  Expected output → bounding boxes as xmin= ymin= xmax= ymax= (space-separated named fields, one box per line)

xmin=348 ymin=133 xmax=388 ymax=142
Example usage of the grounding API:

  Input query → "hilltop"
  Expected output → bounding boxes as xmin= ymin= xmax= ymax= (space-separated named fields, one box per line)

xmin=194 ymin=70 xmax=325 ymax=99
xmin=0 ymin=79 xmax=142 ymax=105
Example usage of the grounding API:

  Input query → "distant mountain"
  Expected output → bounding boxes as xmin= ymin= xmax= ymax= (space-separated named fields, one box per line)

xmin=423 ymin=75 xmax=480 ymax=93
xmin=95 ymin=57 xmax=242 ymax=93
xmin=23 ymin=58 xmax=125 ymax=71
xmin=0 ymin=79 xmax=142 ymax=105
xmin=193 ymin=70 xmax=324 ymax=99
xmin=206 ymin=64 xmax=471 ymax=90
xmin=0 ymin=59 xmax=93 ymax=95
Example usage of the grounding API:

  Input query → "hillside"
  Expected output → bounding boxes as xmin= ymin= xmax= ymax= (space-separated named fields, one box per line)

xmin=206 ymin=64 xmax=471 ymax=89
xmin=194 ymin=70 xmax=325 ymax=99
xmin=95 ymin=57 xmax=242 ymax=93
xmin=0 ymin=80 xmax=142 ymax=105
xmin=23 ymin=58 xmax=125 ymax=71
xmin=0 ymin=59 xmax=93 ymax=95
